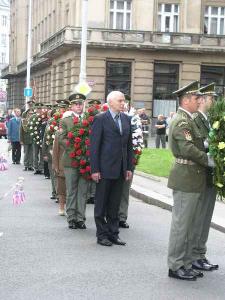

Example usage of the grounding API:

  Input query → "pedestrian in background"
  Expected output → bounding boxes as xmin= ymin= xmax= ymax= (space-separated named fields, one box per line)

xmin=155 ymin=114 xmax=166 ymax=148
xmin=7 ymin=108 xmax=22 ymax=164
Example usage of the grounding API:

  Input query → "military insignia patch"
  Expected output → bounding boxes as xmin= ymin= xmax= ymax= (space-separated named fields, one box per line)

xmin=183 ymin=129 xmax=192 ymax=141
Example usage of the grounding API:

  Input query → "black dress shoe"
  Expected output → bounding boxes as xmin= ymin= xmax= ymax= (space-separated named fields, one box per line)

xmin=168 ymin=267 xmax=197 ymax=281
xmin=192 ymin=259 xmax=214 ymax=271
xmin=109 ymin=237 xmax=126 ymax=246
xmin=188 ymin=268 xmax=204 ymax=278
xmin=76 ymin=221 xmax=86 ymax=229
xmin=16 ymin=162 xmax=20 ymax=164
xmin=28 ymin=167 xmax=34 ymax=171
xmin=23 ymin=167 xmax=28 ymax=171
xmin=68 ymin=221 xmax=77 ymax=229
xmin=50 ymin=195 xmax=57 ymax=200
xmin=202 ymin=258 xmax=219 ymax=270
xmin=119 ymin=221 xmax=129 ymax=228
xmin=97 ymin=238 xmax=113 ymax=246
xmin=34 ymin=170 xmax=42 ymax=175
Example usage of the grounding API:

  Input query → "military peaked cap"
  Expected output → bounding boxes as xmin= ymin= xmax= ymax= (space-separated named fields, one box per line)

xmin=88 ymin=99 xmax=101 ymax=105
xmin=69 ymin=93 xmax=86 ymax=103
xmin=198 ymin=82 xmax=217 ymax=96
xmin=173 ymin=81 xmax=202 ymax=97
xmin=56 ymin=99 xmax=70 ymax=108
xmin=34 ymin=102 xmax=44 ymax=108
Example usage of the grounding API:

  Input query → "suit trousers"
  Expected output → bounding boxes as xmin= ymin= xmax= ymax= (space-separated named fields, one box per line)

xmin=23 ymin=144 xmax=33 ymax=167
xmin=11 ymin=141 xmax=21 ymax=163
xmin=191 ymin=186 xmax=217 ymax=261
xmin=33 ymin=144 xmax=43 ymax=171
xmin=119 ymin=176 xmax=133 ymax=222
xmin=64 ymin=167 xmax=88 ymax=223
xmin=168 ymin=190 xmax=202 ymax=271
xmin=94 ymin=176 xmax=124 ymax=240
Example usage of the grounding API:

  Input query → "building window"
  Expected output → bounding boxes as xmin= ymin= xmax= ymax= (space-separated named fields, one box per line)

xmin=1 ymin=15 xmax=7 ymax=26
xmin=205 ymin=6 xmax=225 ymax=35
xmin=201 ymin=65 xmax=225 ymax=95
xmin=153 ymin=63 xmax=179 ymax=118
xmin=1 ymin=34 xmax=7 ymax=46
xmin=109 ymin=0 xmax=132 ymax=30
xmin=1 ymin=52 xmax=6 ymax=64
xmin=106 ymin=61 xmax=132 ymax=97
xmin=157 ymin=3 xmax=179 ymax=32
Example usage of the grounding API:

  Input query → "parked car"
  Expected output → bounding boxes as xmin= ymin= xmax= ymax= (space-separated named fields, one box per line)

xmin=0 ymin=117 xmax=7 ymax=138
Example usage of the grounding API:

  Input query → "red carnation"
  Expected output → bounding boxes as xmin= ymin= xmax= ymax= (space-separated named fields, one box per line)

xmin=85 ymin=138 xmax=90 ymax=146
xmin=82 ymin=119 xmax=89 ymax=127
xmin=80 ymin=159 xmax=86 ymax=166
xmin=95 ymin=104 xmax=101 ymax=110
xmin=52 ymin=121 xmax=57 ymax=126
xmin=74 ymin=143 xmax=80 ymax=149
xmin=66 ymin=140 xmax=70 ymax=147
xmin=134 ymin=149 xmax=142 ymax=155
xmin=74 ymin=137 xmax=82 ymax=143
xmin=80 ymin=168 xmax=86 ymax=174
xmin=86 ymin=150 xmax=90 ymax=156
xmin=69 ymin=152 xmax=76 ymax=158
xmin=67 ymin=132 xmax=74 ymax=139
xmin=76 ymin=149 xmax=82 ymax=156
xmin=79 ymin=128 xmax=85 ymax=135
xmin=54 ymin=115 xmax=59 ymax=120
xmin=88 ymin=107 xmax=94 ymax=113
xmin=71 ymin=161 xmax=79 ymax=167
xmin=88 ymin=116 xmax=94 ymax=123
xmin=86 ymin=165 xmax=91 ymax=172
xmin=50 ymin=125 xmax=54 ymax=131
xmin=73 ymin=116 xmax=79 ymax=124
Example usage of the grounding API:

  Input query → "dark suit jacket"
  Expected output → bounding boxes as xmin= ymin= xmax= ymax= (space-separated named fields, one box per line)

xmin=90 ymin=110 xmax=133 ymax=179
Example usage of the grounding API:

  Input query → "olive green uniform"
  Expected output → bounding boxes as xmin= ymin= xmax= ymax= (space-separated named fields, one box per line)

xmin=167 ymin=108 xmax=208 ymax=271
xmin=191 ymin=111 xmax=217 ymax=261
xmin=20 ymin=110 xmax=33 ymax=168
xmin=58 ymin=112 xmax=88 ymax=223
xmin=42 ymin=124 xmax=57 ymax=198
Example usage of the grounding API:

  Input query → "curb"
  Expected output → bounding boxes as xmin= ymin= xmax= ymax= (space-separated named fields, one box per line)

xmin=130 ymin=184 xmax=225 ymax=234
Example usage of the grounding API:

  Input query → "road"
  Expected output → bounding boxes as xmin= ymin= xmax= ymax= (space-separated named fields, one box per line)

xmin=0 ymin=139 xmax=225 ymax=300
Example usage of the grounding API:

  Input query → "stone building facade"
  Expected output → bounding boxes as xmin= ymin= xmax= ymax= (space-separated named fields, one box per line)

xmin=2 ymin=0 xmax=225 ymax=117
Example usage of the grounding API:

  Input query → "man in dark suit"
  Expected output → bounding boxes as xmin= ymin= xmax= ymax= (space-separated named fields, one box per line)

xmin=90 ymin=91 xmax=133 ymax=247
xmin=8 ymin=108 xmax=22 ymax=164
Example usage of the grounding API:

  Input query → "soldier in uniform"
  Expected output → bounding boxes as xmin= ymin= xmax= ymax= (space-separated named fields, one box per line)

xmin=191 ymin=83 xmax=219 ymax=271
xmin=32 ymin=102 xmax=45 ymax=175
xmin=86 ymin=99 xmax=102 ymax=205
xmin=58 ymin=93 xmax=89 ymax=229
xmin=20 ymin=99 xmax=35 ymax=171
xmin=167 ymin=81 xmax=215 ymax=281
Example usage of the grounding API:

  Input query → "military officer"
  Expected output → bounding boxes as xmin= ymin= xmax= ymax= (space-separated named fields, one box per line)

xmin=58 ymin=93 xmax=89 ymax=229
xmin=20 ymin=99 xmax=35 ymax=171
xmin=32 ymin=102 xmax=45 ymax=174
xmin=167 ymin=81 xmax=215 ymax=281
xmin=191 ymin=83 xmax=219 ymax=271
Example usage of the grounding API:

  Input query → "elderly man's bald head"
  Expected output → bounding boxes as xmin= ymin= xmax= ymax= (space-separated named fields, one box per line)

xmin=106 ymin=91 xmax=125 ymax=113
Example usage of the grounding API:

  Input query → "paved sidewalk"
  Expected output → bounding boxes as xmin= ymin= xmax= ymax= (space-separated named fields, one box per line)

xmin=131 ymin=171 xmax=225 ymax=233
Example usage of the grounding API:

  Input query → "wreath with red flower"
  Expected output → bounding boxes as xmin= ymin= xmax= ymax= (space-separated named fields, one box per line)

xmin=45 ymin=112 xmax=63 ymax=146
xmin=66 ymin=105 xmax=100 ymax=179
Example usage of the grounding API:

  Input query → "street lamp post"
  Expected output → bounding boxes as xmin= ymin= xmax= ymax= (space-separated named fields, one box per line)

xmin=25 ymin=0 xmax=33 ymax=109
xmin=79 ymin=0 xmax=88 ymax=84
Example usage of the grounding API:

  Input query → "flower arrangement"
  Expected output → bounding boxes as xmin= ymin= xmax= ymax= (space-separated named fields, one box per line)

xmin=131 ymin=114 xmax=144 ymax=165
xmin=27 ymin=112 xmax=47 ymax=146
xmin=66 ymin=105 xmax=100 ymax=179
xmin=45 ymin=112 xmax=63 ymax=146
xmin=208 ymin=98 xmax=225 ymax=198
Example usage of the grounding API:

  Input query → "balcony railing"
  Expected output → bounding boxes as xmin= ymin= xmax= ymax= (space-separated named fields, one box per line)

xmin=39 ymin=27 xmax=225 ymax=58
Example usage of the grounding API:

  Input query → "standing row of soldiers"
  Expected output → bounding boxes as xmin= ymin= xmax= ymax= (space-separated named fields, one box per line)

xmin=19 ymin=94 xmax=141 ymax=226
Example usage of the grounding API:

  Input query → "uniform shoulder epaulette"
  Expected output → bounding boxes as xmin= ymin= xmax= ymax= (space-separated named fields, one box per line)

xmin=177 ymin=120 xmax=189 ymax=127
xmin=62 ymin=111 xmax=73 ymax=119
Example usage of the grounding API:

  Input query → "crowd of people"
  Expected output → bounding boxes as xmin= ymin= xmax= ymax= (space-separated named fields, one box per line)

xmin=3 ymin=82 xmax=220 ymax=281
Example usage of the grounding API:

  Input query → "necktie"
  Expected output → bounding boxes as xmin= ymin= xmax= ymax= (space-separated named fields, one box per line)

xmin=114 ymin=114 xmax=122 ymax=134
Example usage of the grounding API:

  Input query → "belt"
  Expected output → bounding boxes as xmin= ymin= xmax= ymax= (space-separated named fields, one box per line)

xmin=175 ymin=158 xmax=196 ymax=165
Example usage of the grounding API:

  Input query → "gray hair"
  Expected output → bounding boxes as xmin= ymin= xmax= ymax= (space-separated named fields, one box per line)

xmin=107 ymin=91 xmax=125 ymax=104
